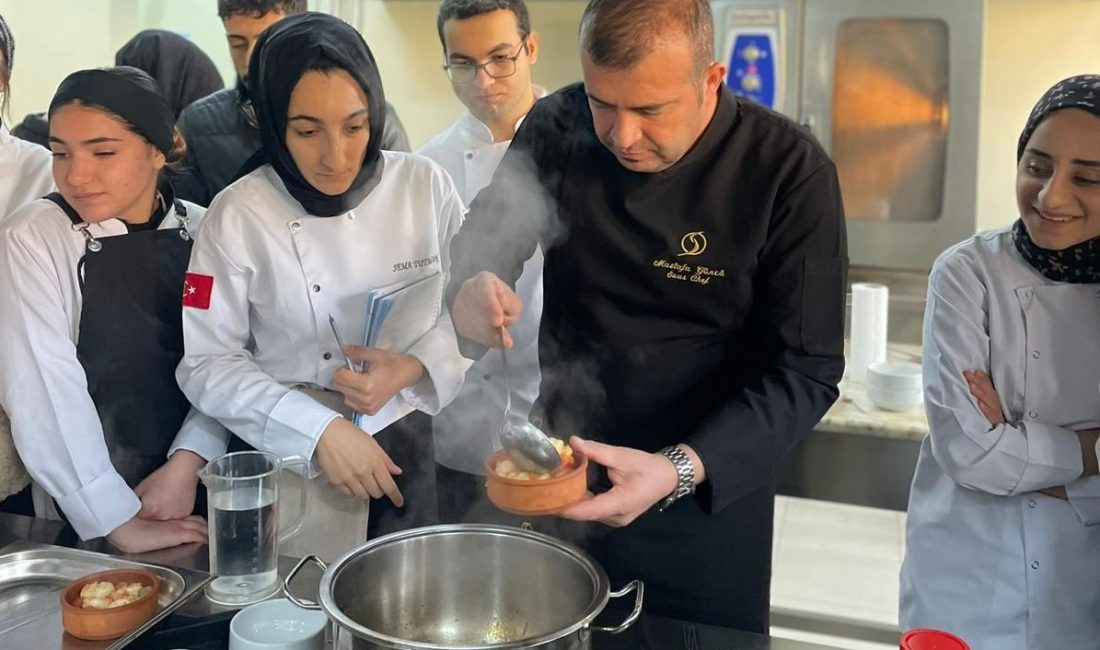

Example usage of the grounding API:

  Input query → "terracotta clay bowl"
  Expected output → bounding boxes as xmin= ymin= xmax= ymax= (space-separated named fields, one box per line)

xmin=484 ymin=450 xmax=588 ymax=516
xmin=60 ymin=568 xmax=160 ymax=641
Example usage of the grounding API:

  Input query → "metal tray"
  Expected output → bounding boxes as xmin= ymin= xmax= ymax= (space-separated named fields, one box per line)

xmin=0 ymin=539 xmax=213 ymax=650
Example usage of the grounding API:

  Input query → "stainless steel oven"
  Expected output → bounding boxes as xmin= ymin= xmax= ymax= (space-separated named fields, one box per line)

xmin=712 ymin=0 xmax=984 ymax=271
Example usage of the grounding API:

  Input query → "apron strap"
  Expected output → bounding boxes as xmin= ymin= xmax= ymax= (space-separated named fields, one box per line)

xmin=44 ymin=192 xmax=102 ymax=253
xmin=43 ymin=192 xmax=82 ymax=226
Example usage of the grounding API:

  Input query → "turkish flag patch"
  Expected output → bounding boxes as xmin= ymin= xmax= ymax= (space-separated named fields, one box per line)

xmin=182 ymin=273 xmax=214 ymax=310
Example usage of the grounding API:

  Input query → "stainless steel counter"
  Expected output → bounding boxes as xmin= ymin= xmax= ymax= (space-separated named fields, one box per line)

xmin=0 ymin=512 xmax=846 ymax=650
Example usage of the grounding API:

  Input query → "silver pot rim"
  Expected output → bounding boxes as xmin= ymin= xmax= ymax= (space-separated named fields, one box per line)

xmin=318 ymin=523 xmax=612 ymax=650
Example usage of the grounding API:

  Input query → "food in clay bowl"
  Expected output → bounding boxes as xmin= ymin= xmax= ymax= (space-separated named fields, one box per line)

xmin=60 ymin=568 xmax=160 ymax=640
xmin=485 ymin=437 xmax=589 ymax=515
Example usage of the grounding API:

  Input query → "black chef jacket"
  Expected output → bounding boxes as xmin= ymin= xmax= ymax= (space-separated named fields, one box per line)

xmin=446 ymin=83 xmax=847 ymax=631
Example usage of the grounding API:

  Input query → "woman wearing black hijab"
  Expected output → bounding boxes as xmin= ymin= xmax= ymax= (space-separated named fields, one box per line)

xmin=115 ymin=29 xmax=224 ymax=119
xmin=901 ymin=75 xmax=1100 ymax=648
xmin=0 ymin=66 xmax=226 ymax=553
xmin=178 ymin=13 xmax=465 ymax=561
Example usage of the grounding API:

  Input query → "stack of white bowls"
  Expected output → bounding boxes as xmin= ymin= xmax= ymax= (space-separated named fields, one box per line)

xmin=866 ymin=362 xmax=923 ymax=411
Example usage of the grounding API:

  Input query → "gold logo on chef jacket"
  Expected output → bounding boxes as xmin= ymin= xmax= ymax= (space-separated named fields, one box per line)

xmin=677 ymin=231 xmax=707 ymax=257
xmin=651 ymin=230 xmax=726 ymax=287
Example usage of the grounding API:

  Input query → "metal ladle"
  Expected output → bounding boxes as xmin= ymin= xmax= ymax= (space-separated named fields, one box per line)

xmin=498 ymin=326 xmax=561 ymax=472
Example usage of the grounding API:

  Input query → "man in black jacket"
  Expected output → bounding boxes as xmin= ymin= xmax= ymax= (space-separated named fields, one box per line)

xmin=447 ymin=0 xmax=847 ymax=631
xmin=174 ymin=0 xmax=411 ymax=206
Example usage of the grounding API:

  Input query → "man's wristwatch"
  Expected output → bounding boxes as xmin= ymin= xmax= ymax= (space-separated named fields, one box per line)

xmin=657 ymin=445 xmax=696 ymax=511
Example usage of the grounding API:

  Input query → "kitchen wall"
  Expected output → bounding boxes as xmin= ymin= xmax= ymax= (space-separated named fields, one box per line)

xmin=976 ymin=0 xmax=1100 ymax=233
xmin=0 ymin=0 xmax=237 ymax=127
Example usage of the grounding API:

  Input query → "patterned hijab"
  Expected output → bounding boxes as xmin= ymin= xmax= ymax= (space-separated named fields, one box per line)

xmin=1012 ymin=75 xmax=1100 ymax=283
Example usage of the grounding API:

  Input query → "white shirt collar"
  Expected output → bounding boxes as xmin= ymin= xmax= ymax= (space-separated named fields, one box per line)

xmin=459 ymin=85 xmax=548 ymax=145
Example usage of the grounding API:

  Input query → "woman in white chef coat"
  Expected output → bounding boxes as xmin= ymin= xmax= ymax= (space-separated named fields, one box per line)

xmin=900 ymin=75 xmax=1100 ymax=649
xmin=0 ymin=13 xmax=54 ymax=515
xmin=0 ymin=66 xmax=226 ymax=553
xmin=177 ymin=12 xmax=466 ymax=553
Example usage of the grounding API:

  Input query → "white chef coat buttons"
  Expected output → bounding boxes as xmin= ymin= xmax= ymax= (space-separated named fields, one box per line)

xmin=1024 ymin=289 xmax=1034 ymax=298
xmin=1028 ymin=499 xmax=1037 ymax=509
xmin=1032 ymin=350 xmax=1040 ymax=359
xmin=465 ymin=152 xmax=474 ymax=160
xmin=290 ymin=221 xmax=302 ymax=231
xmin=323 ymin=352 xmax=332 ymax=360
xmin=312 ymin=284 xmax=321 ymax=293
xmin=1031 ymin=561 xmax=1040 ymax=570
xmin=1028 ymin=410 xmax=1039 ymax=418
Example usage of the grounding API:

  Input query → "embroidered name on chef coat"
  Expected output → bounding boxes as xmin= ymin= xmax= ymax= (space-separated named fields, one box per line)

xmin=651 ymin=230 xmax=727 ymax=286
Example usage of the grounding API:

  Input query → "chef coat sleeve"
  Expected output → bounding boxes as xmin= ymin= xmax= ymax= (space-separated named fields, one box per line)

xmin=1065 ymin=474 xmax=1100 ymax=526
xmin=922 ymin=249 xmax=1084 ymax=496
xmin=400 ymin=167 xmax=470 ymax=413
xmin=686 ymin=163 xmax=848 ymax=513
xmin=177 ymin=213 xmax=340 ymax=462
xmin=0 ymin=226 xmax=140 ymax=540
xmin=167 ymin=408 xmax=231 ymax=463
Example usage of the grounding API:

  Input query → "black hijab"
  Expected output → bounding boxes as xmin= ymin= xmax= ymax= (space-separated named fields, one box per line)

xmin=115 ymin=30 xmax=223 ymax=120
xmin=1012 ymin=74 xmax=1100 ymax=283
xmin=238 ymin=12 xmax=387 ymax=218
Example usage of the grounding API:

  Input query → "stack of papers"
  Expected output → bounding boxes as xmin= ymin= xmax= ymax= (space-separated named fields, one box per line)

xmin=352 ymin=271 xmax=444 ymax=429
xmin=363 ymin=271 xmax=444 ymax=351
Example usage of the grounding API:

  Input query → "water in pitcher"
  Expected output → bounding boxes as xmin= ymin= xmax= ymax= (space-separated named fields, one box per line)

xmin=207 ymin=487 xmax=279 ymax=603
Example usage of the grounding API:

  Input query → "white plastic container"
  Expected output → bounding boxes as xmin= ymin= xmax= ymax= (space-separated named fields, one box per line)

xmin=866 ymin=362 xmax=923 ymax=411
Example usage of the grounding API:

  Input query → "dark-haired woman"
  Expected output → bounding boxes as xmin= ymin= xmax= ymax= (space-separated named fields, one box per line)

xmin=177 ymin=13 xmax=466 ymax=558
xmin=0 ymin=66 xmax=227 ymax=553
xmin=901 ymin=75 xmax=1100 ymax=648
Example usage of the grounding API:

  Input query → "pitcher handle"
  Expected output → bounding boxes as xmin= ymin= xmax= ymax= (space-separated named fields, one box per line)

xmin=587 ymin=580 xmax=644 ymax=635
xmin=284 ymin=555 xmax=327 ymax=611
xmin=278 ymin=455 xmax=311 ymax=543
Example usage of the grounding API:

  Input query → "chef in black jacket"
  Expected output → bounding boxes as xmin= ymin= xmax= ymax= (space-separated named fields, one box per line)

xmin=446 ymin=0 xmax=847 ymax=631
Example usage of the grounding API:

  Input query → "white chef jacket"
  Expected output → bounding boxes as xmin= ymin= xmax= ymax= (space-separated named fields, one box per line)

xmin=418 ymin=110 xmax=545 ymax=475
xmin=0 ymin=198 xmax=228 ymax=540
xmin=0 ymin=125 xmax=53 ymax=220
xmin=900 ymin=228 xmax=1100 ymax=650
xmin=177 ymin=152 xmax=468 ymax=463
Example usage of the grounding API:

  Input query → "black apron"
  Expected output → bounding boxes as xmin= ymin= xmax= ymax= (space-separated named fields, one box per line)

xmin=44 ymin=191 xmax=195 ymax=487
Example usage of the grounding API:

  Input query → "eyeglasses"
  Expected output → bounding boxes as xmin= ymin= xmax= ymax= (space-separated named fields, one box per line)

xmin=444 ymin=41 xmax=528 ymax=84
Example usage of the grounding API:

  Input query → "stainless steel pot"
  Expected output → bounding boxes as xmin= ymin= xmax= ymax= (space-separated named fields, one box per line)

xmin=284 ymin=524 xmax=643 ymax=650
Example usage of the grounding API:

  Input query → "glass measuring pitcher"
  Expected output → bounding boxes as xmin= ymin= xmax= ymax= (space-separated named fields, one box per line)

xmin=197 ymin=451 xmax=310 ymax=605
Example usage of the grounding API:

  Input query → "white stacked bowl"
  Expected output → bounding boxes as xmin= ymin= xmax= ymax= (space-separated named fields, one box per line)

xmin=866 ymin=362 xmax=923 ymax=411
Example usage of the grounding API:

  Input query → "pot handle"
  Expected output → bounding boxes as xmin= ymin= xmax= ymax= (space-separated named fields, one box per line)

xmin=589 ymin=580 xmax=644 ymax=635
xmin=283 ymin=554 xmax=328 ymax=611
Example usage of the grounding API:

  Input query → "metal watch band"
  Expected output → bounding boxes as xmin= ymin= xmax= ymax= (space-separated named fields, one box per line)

xmin=657 ymin=445 xmax=696 ymax=511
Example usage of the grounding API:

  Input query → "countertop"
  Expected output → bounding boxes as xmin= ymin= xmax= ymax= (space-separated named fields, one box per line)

xmin=0 ymin=512 xmax=845 ymax=650
xmin=818 ymin=343 xmax=929 ymax=443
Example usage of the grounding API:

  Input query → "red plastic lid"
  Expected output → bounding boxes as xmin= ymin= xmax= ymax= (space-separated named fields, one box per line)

xmin=901 ymin=629 xmax=970 ymax=650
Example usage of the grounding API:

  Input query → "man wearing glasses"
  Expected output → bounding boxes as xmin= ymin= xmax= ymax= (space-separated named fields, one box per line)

xmin=418 ymin=0 xmax=545 ymax=524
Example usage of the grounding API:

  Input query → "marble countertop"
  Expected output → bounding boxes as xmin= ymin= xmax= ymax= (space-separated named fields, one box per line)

xmin=817 ymin=343 xmax=929 ymax=442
